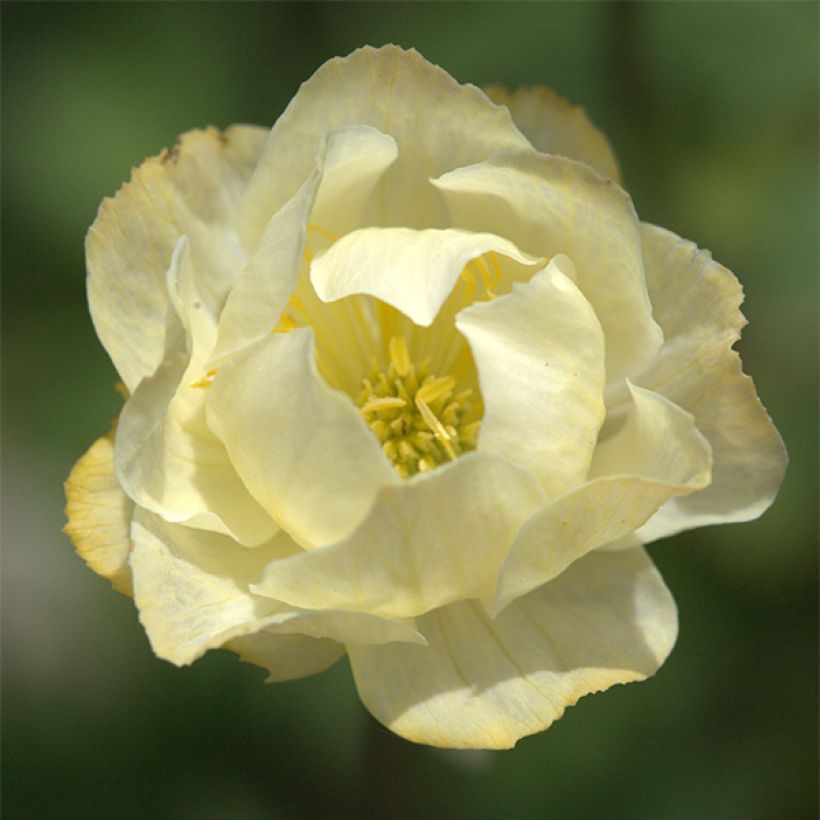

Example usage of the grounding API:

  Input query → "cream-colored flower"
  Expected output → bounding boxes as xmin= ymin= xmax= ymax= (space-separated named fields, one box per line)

xmin=65 ymin=46 xmax=786 ymax=749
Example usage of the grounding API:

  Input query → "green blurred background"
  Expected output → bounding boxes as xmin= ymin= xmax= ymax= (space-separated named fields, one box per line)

xmin=2 ymin=3 xmax=817 ymax=818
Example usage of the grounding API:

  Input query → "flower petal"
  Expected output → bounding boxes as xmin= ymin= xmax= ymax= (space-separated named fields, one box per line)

xmin=225 ymin=632 xmax=344 ymax=683
xmin=117 ymin=356 xmax=272 ymax=545
xmin=348 ymin=547 xmax=677 ymax=749
xmin=631 ymin=224 xmax=787 ymax=540
xmin=434 ymin=151 xmax=663 ymax=383
xmin=456 ymin=256 xmax=605 ymax=496
xmin=213 ymin=125 xmax=399 ymax=365
xmin=589 ymin=383 xmax=712 ymax=482
xmin=484 ymin=85 xmax=622 ymax=183
xmin=64 ymin=429 xmax=134 ymax=596
xmin=116 ymin=371 xmax=278 ymax=548
xmin=311 ymin=227 xmax=541 ymax=327
xmin=207 ymin=327 xmax=399 ymax=548
xmin=251 ymin=453 xmax=546 ymax=619
xmin=210 ymin=169 xmax=321 ymax=364
xmin=116 ymin=240 xmax=279 ymax=547
xmin=309 ymin=125 xmax=399 ymax=236
xmin=130 ymin=510 xmax=295 ymax=666
xmin=252 ymin=610 xmax=426 ymax=647
xmin=239 ymin=45 xmax=530 ymax=244
xmin=87 ymin=125 xmax=267 ymax=391
xmin=494 ymin=384 xmax=711 ymax=612
xmin=131 ymin=510 xmax=423 ymax=670
xmin=165 ymin=236 xmax=216 ymax=370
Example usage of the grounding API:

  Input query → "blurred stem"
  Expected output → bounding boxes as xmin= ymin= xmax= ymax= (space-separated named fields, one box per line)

xmin=360 ymin=712 xmax=415 ymax=820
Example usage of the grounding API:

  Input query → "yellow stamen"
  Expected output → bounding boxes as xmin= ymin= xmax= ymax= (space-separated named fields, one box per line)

xmin=307 ymin=223 xmax=339 ymax=243
xmin=475 ymin=256 xmax=497 ymax=299
xmin=357 ymin=334 xmax=479 ymax=477
xmin=272 ymin=313 xmax=298 ymax=334
xmin=460 ymin=265 xmax=476 ymax=299
xmin=389 ymin=336 xmax=411 ymax=377
xmin=361 ymin=396 xmax=407 ymax=413
xmin=416 ymin=376 xmax=455 ymax=405
xmin=416 ymin=396 xmax=456 ymax=459
xmin=489 ymin=251 xmax=501 ymax=282
xmin=191 ymin=367 xmax=218 ymax=388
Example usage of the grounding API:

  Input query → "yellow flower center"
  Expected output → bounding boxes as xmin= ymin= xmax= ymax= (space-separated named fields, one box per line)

xmin=358 ymin=336 xmax=479 ymax=478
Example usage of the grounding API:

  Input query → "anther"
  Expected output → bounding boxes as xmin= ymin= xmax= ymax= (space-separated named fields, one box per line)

xmin=357 ymin=334 xmax=479 ymax=477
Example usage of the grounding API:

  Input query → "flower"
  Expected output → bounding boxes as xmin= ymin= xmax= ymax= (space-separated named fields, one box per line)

xmin=65 ymin=46 xmax=786 ymax=749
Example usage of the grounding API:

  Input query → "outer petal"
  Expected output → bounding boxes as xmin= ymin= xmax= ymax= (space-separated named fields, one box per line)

xmin=225 ymin=632 xmax=344 ymax=683
xmin=116 ymin=357 xmax=279 ymax=546
xmin=494 ymin=384 xmax=711 ymax=612
xmin=115 ymin=243 xmax=278 ymax=547
xmin=434 ymin=151 xmax=663 ymax=383
xmin=130 ymin=511 xmax=425 ymax=669
xmin=484 ymin=85 xmax=622 ymax=183
xmin=631 ymin=224 xmax=787 ymax=540
xmin=130 ymin=510 xmax=294 ymax=666
xmin=311 ymin=227 xmax=541 ymax=327
xmin=207 ymin=328 xmax=399 ymax=548
xmin=250 ymin=610 xmax=425 ymax=647
xmin=456 ymin=256 xmax=605 ymax=497
xmin=87 ymin=125 xmax=267 ymax=391
xmin=348 ymin=548 xmax=677 ymax=749
xmin=252 ymin=453 xmax=546 ymax=619
xmin=64 ymin=429 xmax=133 ymax=596
xmin=239 ymin=45 xmax=531 ymax=243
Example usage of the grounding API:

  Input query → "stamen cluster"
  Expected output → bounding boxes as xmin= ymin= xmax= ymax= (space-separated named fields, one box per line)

xmin=358 ymin=337 xmax=479 ymax=478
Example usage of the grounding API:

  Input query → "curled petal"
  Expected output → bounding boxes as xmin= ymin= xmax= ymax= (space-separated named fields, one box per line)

xmin=434 ymin=151 xmax=663 ymax=383
xmin=239 ymin=45 xmax=531 ymax=242
xmin=457 ymin=256 xmax=605 ymax=497
xmin=348 ymin=548 xmax=677 ymax=749
xmin=311 ymin=227 xmax=540 ymax=326
xmin=494 ymin=384 xmax=711 ymax=612
xmin=207 ymin=328 xmax=398 ymax=548
xmin=590 ymin=383 xmax=712 ymax=483
xmin=310 ymin=125 xmax=399 ymax=235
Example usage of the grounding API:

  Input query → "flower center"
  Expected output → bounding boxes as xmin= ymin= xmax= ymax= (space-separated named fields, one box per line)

xmin=358 ymin=336 xmax=479 ymax=478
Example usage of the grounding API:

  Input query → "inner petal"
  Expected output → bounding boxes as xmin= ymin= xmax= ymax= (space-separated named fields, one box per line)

xmin=309 ymin=226 xmax=542 ymax=327
xmin=271 ymin=228 xmax=529 ymax=478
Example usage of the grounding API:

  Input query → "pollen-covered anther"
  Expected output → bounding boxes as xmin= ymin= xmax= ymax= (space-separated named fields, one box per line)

xmin=357 ymin=336 xmax=479 ymax=478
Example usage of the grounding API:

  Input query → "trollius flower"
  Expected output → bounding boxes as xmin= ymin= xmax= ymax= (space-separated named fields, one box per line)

xmin=65 ymin=46 xmax=786 ymax=748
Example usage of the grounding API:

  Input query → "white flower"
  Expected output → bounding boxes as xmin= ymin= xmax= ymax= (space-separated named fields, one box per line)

xmin=65 ymin=46 xmax=786 ymax=749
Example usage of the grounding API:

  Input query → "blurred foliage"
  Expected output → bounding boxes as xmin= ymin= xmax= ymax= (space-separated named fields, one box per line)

xmin=2 ymin=3 xmax=817 ymax=818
